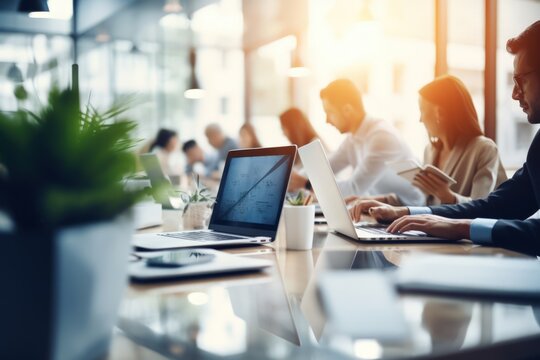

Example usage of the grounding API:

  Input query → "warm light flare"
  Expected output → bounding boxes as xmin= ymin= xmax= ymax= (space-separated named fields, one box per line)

xmin=184 ymin=89 xmax=206 ymax=99
xmin=288 ymin=66 xmax=310 ymax=78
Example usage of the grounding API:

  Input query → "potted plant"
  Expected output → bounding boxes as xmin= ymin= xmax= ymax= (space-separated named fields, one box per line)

xmin=0 ymin=83 xmax=143 ymax=359
xmin=180 ymin=174 xmax=215 ymax=229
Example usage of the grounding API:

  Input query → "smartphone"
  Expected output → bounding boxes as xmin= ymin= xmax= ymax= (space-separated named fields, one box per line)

xmin=146 ymin=249 xmax=216 ymax=268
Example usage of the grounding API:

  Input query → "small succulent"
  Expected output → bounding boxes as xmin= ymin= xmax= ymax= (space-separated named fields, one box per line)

xmin=286 ymin=190 xmax=312 ymax=206
xmin=178 ymin=174 xmax=215 ymax=214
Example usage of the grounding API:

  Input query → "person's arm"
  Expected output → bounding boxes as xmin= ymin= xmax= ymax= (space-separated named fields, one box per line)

xmin=335 ymin=131 xmax=402 ymax=197
xmin=490 ymin=218 xmax=540 ymax=255
xmin=454 ymin=142 xmax=506 ymax=204
xmin=430 ymin=164 xmax=537 ymax=220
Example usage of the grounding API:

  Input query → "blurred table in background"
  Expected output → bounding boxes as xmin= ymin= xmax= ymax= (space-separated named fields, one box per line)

xmin=109 ymin=210 xmax=540 ymax=360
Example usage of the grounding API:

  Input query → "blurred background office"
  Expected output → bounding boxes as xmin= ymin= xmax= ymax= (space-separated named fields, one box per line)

xmin=1 ymin=0 xmax=539 ymax=173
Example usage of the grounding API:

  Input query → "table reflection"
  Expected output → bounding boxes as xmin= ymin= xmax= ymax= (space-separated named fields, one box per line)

xmin=114 ymin=228 xmax=540 ymax=359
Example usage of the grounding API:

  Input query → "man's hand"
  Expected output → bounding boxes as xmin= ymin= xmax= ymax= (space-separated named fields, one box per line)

xmin=288 ymin=171 xmax=308 ymax=191
xmin=386 ymin=214 xmax=472 ymax=240
xmin=413 ymin=171 xmax=457 ymax=204
xmin=349 ymin=200 xmax=409 ymax=223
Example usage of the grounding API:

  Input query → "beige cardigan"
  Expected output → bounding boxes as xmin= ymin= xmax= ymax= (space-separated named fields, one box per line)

xmin=424 ymin=136 xmax=507 ymax=205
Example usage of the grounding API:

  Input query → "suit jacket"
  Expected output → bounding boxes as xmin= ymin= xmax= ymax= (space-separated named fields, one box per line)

xmin=430 ymin=130 xmax=540 ymax=255
xmin=424 ymin=136 xmax=507 ymax=205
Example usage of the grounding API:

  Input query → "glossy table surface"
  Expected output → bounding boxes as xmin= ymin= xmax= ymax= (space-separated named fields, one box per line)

xmin=109 ymin=210 xmax=540 ymax=359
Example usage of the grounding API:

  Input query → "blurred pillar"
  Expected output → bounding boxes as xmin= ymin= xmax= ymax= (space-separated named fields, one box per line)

xmin=434 ymin=0 xmax=448 ymax=77
xmin=484 ymin=0 xmax=497 ymax=141
xmin=243 ymin=49 xmax=251 ymax=123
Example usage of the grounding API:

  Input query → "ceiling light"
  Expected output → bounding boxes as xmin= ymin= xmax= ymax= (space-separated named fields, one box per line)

xmin=184 ymin=48 xmax=205 ymax=99
xmin=18 ymin=0 xmax=49 ymax=13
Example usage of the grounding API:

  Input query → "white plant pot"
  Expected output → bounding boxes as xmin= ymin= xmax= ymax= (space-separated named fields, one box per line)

xmin=284 ymin=204 xmax=315 ymax=250
xmin=183 ymin=202 xmax=212 ymax=230
xmin=2 ymin=215 xmax=133 ymax=360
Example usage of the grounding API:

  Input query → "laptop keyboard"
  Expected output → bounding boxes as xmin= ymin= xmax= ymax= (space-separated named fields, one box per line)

xmin=357 ymin=227 xmax=393 ymax=235
xmin=355 ymin=224 xmax=427 ymax=238
xmin=159 ymin=231 xmax=245 ymax=242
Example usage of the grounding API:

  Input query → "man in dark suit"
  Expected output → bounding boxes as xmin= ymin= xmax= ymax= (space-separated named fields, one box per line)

xmin=349 ymin=21 xmax=540 ymax=255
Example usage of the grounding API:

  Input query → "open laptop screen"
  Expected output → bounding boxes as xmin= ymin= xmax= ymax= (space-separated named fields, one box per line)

xmin=209 ymin=146 xmax=296 ymax=238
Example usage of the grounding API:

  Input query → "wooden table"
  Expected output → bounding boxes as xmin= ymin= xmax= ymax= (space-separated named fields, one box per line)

xmin=108 ymin=210 xmax=540 ymax=359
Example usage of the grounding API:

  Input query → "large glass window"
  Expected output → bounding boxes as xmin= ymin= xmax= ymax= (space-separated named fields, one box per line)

xmin=0 ymin=33 xmax=72 ymax=113
xmin=75 ymin=0 xmax=244 ymax=154
xmin=496 ymin=0 xmax=540 ymax=169
xmin=306 ymin=0 xmax=436 ymax=158
xmin=447 ymin=0 xmax=485 ymax=130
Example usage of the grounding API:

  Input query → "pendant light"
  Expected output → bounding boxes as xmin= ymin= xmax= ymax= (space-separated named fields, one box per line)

xmin=184 ymin=48 xmax=205 ymax=99
xmin=18 ymin=0 xmax=49 ymax=18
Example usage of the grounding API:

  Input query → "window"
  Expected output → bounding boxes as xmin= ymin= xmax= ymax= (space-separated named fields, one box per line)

xmin=496 ymin=0 xmax=540 ymax=168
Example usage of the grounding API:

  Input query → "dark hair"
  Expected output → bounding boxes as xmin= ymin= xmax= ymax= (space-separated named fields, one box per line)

xmin=150 ymin=128 xmax=177 ymax=151
xmin=319 ymin=78 xmax=364 ymax=112
xmin=182 ymin=139 xmax=197 ymax=153
xmin=506 ymin=20 xmax=540 ymax=68
xmin=239 ymin=123 xmax=262 ymax=148
xmin=419 ymin=75 xmax=483 ymax=146
xmin=279 ymin=107 xmax=319 ymax=147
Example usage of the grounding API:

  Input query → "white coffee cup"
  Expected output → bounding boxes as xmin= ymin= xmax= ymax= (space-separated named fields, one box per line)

xmin=284 ymin=204 xmax=315 ymax=250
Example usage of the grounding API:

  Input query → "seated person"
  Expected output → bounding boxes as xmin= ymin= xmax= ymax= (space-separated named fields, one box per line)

xmin=289 ymin=79 xmax=425 ymax=206
xmin=149 ymin=128 xmax=183 ymax=180
xmin=350 ymin=75 xmax=507 ymax=206
xmin=349 ymin=21 xmax=540 ymax=256
xmin=280 ymin=107 xmax=325 ymax=148
xmin=238 ymin=123 xmax=262 ymax=148
xmin=205 ymin=123 xmax=238 ymax=167
xmin=182 ymin=139 xmax=218 ymax=178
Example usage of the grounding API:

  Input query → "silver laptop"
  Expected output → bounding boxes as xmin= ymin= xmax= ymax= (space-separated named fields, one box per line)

xmin=298 ymin=140 xmax=450 ymax=242
xmin=134 ymin=146 xmax=297 ymax=250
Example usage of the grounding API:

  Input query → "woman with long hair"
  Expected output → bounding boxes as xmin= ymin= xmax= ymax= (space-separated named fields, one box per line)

xmin=238 ymin=123 xmax=262 ymax=148
xmin=413 ymin=75 xmax=506 ymax=205
xmin=279 ymin=107 xmax=322 ymax=148
xmin=349 ymin=75 xmax=506 ymax=206
xmin=149 ymin=128 xmax=182 ymax=179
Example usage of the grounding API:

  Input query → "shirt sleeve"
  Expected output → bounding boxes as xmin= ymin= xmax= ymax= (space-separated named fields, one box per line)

xmin=328 ymin=139 xmax=350 ymax=174
xmin=408 ymin=207 xmax=432 ymax=215
xmin=335 ymin=130 xmax=406 ymax=197
xmin=469 ymin=218 xmax=497 ymax=245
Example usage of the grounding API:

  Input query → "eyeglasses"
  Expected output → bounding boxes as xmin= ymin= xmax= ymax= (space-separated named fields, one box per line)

xmin=513 ymin=69 xmax=537 ymax=93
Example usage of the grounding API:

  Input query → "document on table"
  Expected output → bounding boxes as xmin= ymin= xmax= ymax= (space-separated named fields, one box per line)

xmin=395 ymin=255 xmax=540 ymax=300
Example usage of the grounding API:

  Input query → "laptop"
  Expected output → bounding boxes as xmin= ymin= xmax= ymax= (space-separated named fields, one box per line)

xmin=139 ymin=153 xmax=182 ymax=209
xmin=298 ymin=140 xmax=450 ymax=242
xmin=134 ymin=145 xmax=297 ymax=250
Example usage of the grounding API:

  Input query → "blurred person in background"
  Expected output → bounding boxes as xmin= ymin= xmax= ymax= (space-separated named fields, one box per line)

xmin=279 ymin=107 xmax=325 ymax=148
xmin=238 ymin=123 xmax=262 ymax=148
xmin=205 ymin=123 xmax=238 ymax=168
xmin=182 ymin=139 xmax=219 ymax=178
xmin=149 ymin=128 xmax=183 ymax=181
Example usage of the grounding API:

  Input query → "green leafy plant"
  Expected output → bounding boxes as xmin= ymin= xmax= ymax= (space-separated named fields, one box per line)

xmin=286 ymin=190 xmax=312 ymax=206
xmin=179 ymin=174 xmax=215 ymax=214
xmin=0 ymin=86 xmax=144 ymax=231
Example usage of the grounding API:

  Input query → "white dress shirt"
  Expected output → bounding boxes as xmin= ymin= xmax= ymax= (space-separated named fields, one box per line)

xmin=328 ymin=114 xmax=425 ymax=206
